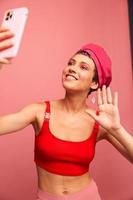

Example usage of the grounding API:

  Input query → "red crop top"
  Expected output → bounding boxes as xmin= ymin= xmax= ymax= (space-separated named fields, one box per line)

xmin=34 ymin=101 xmax=99 ymax=176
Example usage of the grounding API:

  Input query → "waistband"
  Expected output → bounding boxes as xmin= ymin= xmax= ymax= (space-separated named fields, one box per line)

xmin=36 ymin=179 xmax=101 ymax=200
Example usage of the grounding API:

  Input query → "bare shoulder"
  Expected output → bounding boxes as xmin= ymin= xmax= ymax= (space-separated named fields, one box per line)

xmin=23 ymin=101 xmax=46 ymax=116
xmin=31 ymin=101 xmax=47 ymax=118
xmin=29 ymin=101 xmax=47 ymax=135
xmin=19 ymin=101 xmax=47 ymax=127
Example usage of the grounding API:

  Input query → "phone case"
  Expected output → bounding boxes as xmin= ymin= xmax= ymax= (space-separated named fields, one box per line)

xmin=0 ymin=7 xmax=28 ymax=58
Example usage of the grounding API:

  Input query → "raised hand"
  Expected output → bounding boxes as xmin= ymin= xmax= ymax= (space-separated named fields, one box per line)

xmin=86 ymin=85 xmax=121 ymax=132
xmin=0 ymin=26 xmax=14 ymax=66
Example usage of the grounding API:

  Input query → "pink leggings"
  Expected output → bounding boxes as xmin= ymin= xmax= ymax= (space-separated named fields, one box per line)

xmin=36 ymin=179 xmax=101 ymax=200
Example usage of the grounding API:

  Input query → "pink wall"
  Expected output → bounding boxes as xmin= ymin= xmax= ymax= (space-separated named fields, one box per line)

xmin=0 ymin=0 xmax=132 ymax=199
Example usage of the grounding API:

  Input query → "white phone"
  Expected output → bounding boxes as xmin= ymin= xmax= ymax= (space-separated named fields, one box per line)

xmin=0 ymin=7 xmax=29 ymax=58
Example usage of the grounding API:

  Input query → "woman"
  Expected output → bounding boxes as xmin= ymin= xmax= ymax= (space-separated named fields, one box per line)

xmin=0 ymin=26 xmax=133 ymax=200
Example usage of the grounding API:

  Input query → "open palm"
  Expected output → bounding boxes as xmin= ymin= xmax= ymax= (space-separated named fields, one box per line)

xmin=86 ymin=86 xmax=121 ymax=132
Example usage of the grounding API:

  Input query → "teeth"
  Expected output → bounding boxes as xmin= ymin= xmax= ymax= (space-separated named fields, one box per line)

xmin=66 ymin=75 xmax=76 ymax=80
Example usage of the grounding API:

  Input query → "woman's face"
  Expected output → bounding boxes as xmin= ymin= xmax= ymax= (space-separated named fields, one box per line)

xmin=62 ymin=53 xmax=98 ymax=95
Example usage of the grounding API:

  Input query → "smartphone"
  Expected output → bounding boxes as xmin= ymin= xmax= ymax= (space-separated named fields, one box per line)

xmin=0 ymin=7 xmax=29 ymax=58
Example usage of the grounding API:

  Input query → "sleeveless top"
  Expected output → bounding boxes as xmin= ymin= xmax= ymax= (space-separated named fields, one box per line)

xmin=34 ymin=101 xmax=99 ymax=176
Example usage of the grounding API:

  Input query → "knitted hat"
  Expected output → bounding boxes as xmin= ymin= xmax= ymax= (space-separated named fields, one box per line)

xmin=80 ymin=43 xmax=112 ymax=88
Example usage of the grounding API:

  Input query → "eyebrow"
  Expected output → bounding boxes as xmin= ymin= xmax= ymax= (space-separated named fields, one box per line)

xmin=69 ymin=58 xmax=90 ymax=67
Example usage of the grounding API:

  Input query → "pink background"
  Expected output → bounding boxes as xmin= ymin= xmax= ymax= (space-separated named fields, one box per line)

xmin=0 ymin=0 xmax=133 ymax=199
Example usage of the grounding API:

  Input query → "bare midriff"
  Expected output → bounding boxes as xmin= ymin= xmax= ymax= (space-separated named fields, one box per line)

xmin=36 ymin=165 xmax=93 ymax=195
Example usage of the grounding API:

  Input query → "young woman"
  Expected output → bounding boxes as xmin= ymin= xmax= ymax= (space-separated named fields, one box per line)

xmin=0 ymin=26 xmax=133 ymax=200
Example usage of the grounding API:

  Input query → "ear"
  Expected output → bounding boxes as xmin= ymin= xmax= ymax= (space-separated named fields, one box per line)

xmin=90 ymin=81 xmax=99 ymax=90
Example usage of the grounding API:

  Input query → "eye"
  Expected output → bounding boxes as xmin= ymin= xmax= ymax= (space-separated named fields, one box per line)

xmin=80 ymin=65 xmax=88 ymax=70
xmin=67 ymin=61 xmax=73 ymax=65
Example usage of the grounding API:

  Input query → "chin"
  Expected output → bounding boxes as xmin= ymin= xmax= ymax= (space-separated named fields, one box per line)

xmin=61 ymin=76 xmax=89 ymax=94
xmin=62 ymin=82 xmax=84 ymax=95
xmin=62 ymin=83 xmax=75 ymax=91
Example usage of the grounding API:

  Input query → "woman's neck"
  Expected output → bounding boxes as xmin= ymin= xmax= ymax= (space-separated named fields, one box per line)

xmin=61 ymin=92 xmax=88 ymax=114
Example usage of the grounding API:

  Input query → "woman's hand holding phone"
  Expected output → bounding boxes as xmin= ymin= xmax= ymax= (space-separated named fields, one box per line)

xmin=0 ymin=7 xmax=28 ymax=68
xmin=0 ymin=26 xmax=14 ymax=68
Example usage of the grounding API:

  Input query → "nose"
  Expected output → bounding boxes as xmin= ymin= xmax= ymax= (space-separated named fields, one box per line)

xmin=68 ymin=68 xmax=76 ymax=74
xmin=68 ymin=62 xmax=78 ymax=74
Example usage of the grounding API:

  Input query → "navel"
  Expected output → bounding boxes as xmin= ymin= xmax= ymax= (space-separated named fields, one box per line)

xmin=62 ymin=190 xmax=69 ymax=195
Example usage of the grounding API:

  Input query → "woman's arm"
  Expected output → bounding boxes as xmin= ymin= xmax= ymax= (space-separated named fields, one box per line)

xmin=106 ymin=126 xmax=133 ymax=163
xmin=0 ymin=26 xmax=40 ymax=136
xmin=86 ymin=86 xmax=133 ymax=164
xmin=0 ymin=103 xmax=40 ymax=135
xmin=99 ymin=126 xmax=133 ymax=164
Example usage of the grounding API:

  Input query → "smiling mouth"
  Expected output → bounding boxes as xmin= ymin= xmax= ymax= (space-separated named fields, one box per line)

xmin=65 ymin=74 xmax=78 ymax=80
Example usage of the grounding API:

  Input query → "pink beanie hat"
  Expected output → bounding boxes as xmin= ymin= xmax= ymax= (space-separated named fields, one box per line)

xmin=80 ymin=43 xmax=112 ymax=88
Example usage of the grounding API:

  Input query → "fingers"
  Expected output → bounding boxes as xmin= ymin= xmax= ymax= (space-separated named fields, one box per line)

xmin=114 ymin=92 xmax=118 ymax=106
xmin=0 ymin=26 xmax=10 ymax=32
xmin=0 ymin=30 xmax=14 ymax=42
xmin=102 ymin=85 xmax=107 ymax=104
xmin=0 ymin=39 xmax=14 ymax=50
xmin=97 ymin=85 xmax=117 ymax=106
xmin=97 ymin=88 xmax=102 ymax=105
xmin=0 ymin=26 xmax=14 ymax=39
xmin=0 ymin=39 xmax=14 ymax=51
xmin=106 ymin=87 xmax=112 ymax=103
xmin=0 ymin=57 xmax=12 ymax=70
xmin=0 ymin=57 xmax=12 ymax=64
xmin=0 ymin=26 xmax=14 ymax=51
xmin=97 ymin=85 xmax=109 ymax=105
xmin=0 ymin=27 xmax=14 ymax=67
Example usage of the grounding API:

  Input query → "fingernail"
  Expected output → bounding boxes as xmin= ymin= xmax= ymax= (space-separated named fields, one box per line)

xmin=9 ymin=32 xmax=15 ymax=36
xmin=8 ymin=42 xmax=14 ymax=46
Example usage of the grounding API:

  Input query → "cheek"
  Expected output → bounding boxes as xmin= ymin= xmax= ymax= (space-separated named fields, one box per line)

xmin=61 ymin=68 xmax=67 ymax=80
xmin=62 ymin=66 xmax=68 ymax=74
xmin=79 ymin=72 xmax=94 ymax=90
xmin=80 ymin=71 xmax=93 ymax=83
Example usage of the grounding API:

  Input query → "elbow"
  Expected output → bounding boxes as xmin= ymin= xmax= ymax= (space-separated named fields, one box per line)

xmin=130 ymin=160 xmax=133 ymax=165
xmin=129 ymin=158 xmax=133 ymax=164
xmin=129 ymin=153 xmax=133 ymax=164
xmin=125 ymin=151 xmax=133 ymax=164
xmin=130 ymin=150 xmax=133 ymax=164
xmin=131 ymin=157 xmax=133 ymax=164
